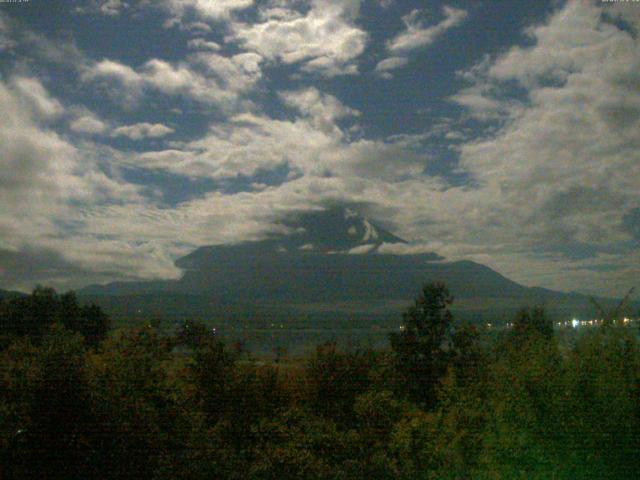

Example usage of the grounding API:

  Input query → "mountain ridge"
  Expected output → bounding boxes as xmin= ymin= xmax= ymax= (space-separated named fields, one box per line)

xmin=77 ymin=207 xmax=618 ymax=324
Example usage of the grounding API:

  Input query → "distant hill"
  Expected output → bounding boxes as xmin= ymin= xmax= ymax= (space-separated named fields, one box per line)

xmin=80 ymin=207 xmax=621 ymax=326
xmin=0 ymin=289 xmax=26 ymax=300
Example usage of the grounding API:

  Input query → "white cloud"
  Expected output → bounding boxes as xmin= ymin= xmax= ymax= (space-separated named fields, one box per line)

xmin=374 ymin=6 xmax=466 ymax=79
xmin=2 ymin=0 xmax=638 ymax=298
xmin=279 ymin=87 xmax=359 ymax=134
xmin=82 ymin=54 xmax=262 ymax=111
xmin=0 ymin=81 xmax=74 ymax=208
xmin=135 ymin=107 xmax=427 ymax=182
xmin=387 ymin=6 xmax=467 ymax=54
xmin=99 ymin=0 xmax=127 ymax=16
xmin=163 ymin=0 xmax=254 ymax=20
xmin=112 ymin=122 xmax=175 ymax=140
xmin=68 ymin=110 xmax=173 ymax=139
xmin=81 ymin=59 xmax=144 ymax=104
xmin=0 ymin=76 xmax=148 ymax=288
xmin=449 ymin=84 xmax=519 ymax=121
xmin=186 ymin=21 xmax=213 ymax=32
xmin=258 ymin=7 xmax=301 ymax=22
xmin=12 ymin=77 xmax=65 ymax=121
xmin=187 ymin=38 xmax=221 ymax=51
xmin=604 ymin=2 xmax=640 ymax=33
xmin=0 ymin=13 xmax=88 ymax=75
xmin=82 ymin=59 xmax=142 ymax=86
xmin=229 ymin=0 xmax=368 ymax=76
xmin=375 ymin=56 xmax=408 ymax=72
xmin=348 ymin=244 xmax=376 ymax=254
xmin=189 ymin=51 xmax=263 ymax=92
xmin=69 ymin=114 xmax=109 ymax=135
xmin=74 ymin=0 xmax=129 ymax=16
xmin=377 ymin=242 xmax=441 ymax=255
xmin=437 ymin=0 xmax=640 ymax=295
xmin=139 ymin=59 xmax=195 ymax=93
xmin=487 ymin=1 xmax=614 ymax=88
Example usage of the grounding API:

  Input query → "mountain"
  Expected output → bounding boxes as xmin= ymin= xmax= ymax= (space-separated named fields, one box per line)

xmin=0 ymin=289 xmax=26 ymax=300
xmin=176 ymin=206 xmax=410 ymax=272
xmin=80 ymin=207 xmax=606 ymax=328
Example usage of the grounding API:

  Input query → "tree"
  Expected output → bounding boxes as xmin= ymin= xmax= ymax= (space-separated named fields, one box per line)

xmin=450 ymin=323 xmax=486 ymax=387
xmin=390 ymin=282 xmax=454 ymax=407
xmin=511 ymin=306 xmax=553 ymax=341
xmin=190 ymin=338 xmax=237 ymax=424
xmin=480 ymin=331 xmax=565 ymax=478
xmin=590 ymin=287 xmax=635 ymax=327
xmin=304 ymin=342 xmax=374 ymax=426
xmin=84 ymin=325 xmax=181 ymax=479
xmin=2 ymin=326 xmax=92 ymax=479
xmin=0 ymin=287 xmax=58 ymax=339
xmin=175 ymin=319 xmax=214 ymax=349
xmin=0 ymin=287 xmax=110 ymax=347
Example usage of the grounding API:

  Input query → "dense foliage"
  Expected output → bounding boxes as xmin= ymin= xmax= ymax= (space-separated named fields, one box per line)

xmin=0 ymin=287 xmax=109 ymax=348
xmin=1 ymin=284 xmax=640 ymax=479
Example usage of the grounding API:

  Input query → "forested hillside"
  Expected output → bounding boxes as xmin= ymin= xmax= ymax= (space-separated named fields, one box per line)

xmin=1 ymin=284 xmax=640 ymax=479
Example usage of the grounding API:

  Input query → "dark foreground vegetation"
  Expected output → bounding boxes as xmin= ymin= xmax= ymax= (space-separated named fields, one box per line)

xmin=1 ymin=284 xmax=640 ymax=479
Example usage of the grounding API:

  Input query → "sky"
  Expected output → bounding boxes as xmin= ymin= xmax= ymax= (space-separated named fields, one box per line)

xmin=0 ymin=0 xmax=638 ymax=297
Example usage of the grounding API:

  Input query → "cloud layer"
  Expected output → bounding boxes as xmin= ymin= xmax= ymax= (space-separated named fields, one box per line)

xmin=0 ymin=1 xmax=638 ymax=297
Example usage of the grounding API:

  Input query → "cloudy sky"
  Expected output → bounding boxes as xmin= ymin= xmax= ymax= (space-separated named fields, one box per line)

xmin=0 ymin=0 xmax=638 ymax=296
